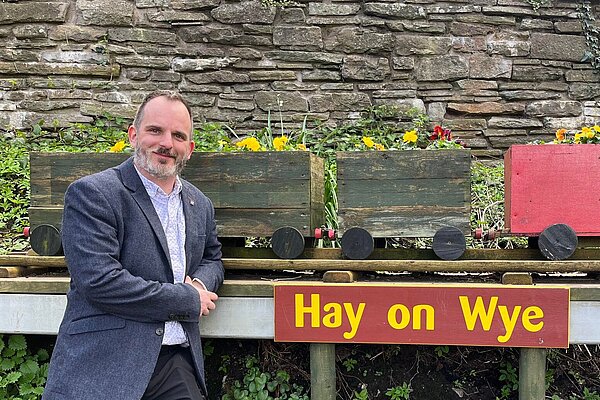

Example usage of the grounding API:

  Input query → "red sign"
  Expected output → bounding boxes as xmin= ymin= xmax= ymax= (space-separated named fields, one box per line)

xmin=274 ymin=284 xmax=570 ymax=348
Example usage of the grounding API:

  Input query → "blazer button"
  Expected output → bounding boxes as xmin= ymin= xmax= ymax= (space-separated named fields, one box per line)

xmin=155 ymin=328 xmax=164 ymax=336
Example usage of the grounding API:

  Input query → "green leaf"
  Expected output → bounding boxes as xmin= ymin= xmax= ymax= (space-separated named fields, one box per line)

xmin=1 ymin=357 xmax=15 ymax=371
xmin=19 ymin=359 xmax=39 ymax=375
xmin=8 ymin=335 xmax=27 ymax=351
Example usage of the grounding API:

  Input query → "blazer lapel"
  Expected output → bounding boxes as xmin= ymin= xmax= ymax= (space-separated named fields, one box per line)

xmin=118 ymin=158 xmax=171 ymax=264
xmin=181 ymin=183 xmax=197 ymax=274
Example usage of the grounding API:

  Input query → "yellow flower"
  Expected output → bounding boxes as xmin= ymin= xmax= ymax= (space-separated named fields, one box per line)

xmin=574 ymin=132 xmax=584 ymax=143
xmin=109 ymin=140 xmax=126 ymax=153
xmin=236 ymin=137 xmax=261 ymax=151
xmin=594 ymin=125 xmax=600 ymax=133
xmin=374 ymin=143 xmax=385 ymax=151
xmin=296 ymin=143 xmax=307 ymax=151
xmin=273 ymin=136 xmax=288 ymax=151
xmin=582 ymin=126 xmax=592 ymax=136
xmin=555 ymin=128 xmax=566 ymax=141
xmin=218 ymin=140 xmax=228 ymax=146
xmin=362 ymin=136 xmax=375 ymax=148
xmin=403 ymin=130 xmax=418 ymax=144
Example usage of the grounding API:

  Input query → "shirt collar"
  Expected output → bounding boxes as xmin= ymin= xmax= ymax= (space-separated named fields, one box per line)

xmin=134 ymin=165 xmax=182 ymax=198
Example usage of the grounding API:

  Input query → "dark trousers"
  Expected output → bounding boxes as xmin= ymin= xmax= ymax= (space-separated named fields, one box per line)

xmin=141 ymin=346 xmax=207 ymax=400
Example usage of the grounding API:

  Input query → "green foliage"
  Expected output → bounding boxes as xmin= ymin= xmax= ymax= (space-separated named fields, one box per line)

xmin=497 ymin=361 xmax=518 ymax=400
xmin=221 ymin=356 xmax=309 ymax=400
xmin=353 ymin=388 xmax=369 ymax=400
xmin=434 ymin=345 xmax=449 ymax=358
xmin=0 ymin=335 xmax=49 ymax=400
xmin=343 ymin=357 xmax=358 ymax=372
xmin=385 ymin=382 xmax=413 ymax=399
xmin=579 ymin=1 xmax=600 ymax=73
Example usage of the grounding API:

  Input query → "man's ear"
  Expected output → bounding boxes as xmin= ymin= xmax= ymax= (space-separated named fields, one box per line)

xmin=187 ymin=141 xmax=195 ymax=160
xmin=127 ymin=125 xmax=137 ymax=146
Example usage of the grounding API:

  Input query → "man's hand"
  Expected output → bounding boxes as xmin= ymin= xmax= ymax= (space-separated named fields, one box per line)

xmin=185 ymin=276 xmax=218 ymax=316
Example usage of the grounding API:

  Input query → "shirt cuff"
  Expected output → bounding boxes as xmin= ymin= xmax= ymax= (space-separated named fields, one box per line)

xmin=192 ymin=278 xmax=207 ymax=291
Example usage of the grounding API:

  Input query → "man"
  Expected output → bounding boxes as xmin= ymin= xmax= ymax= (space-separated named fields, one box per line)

xmin=43 ymin=91 xmax=224 ymax=400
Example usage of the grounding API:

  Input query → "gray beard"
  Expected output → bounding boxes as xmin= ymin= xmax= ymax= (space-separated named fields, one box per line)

xmin=133 ymin=146 xmax=187 ymax=179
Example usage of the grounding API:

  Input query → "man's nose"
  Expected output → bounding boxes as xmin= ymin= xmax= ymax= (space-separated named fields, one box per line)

xmin=159 ymin=133 xmax=174 ymax=148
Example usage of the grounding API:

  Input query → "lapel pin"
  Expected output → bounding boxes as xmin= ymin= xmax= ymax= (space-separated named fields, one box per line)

xmin=190 ymin=199 xmax=195 ymax=206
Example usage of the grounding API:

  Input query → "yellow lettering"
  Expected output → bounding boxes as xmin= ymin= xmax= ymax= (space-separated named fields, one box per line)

xmin=497 ymin=305 xmax=522 ymax=343
xmin=323 ymin=303 xmax=342 ymax=328
xmin=522 ymin=306 xmax=544 ymax=332
xmin=295 ymin=294 xmax=320 ymax=328
xmin=460 ymin=296 xmax=498 ymax=331
xmin=388 ymin=304 xmax=411 ymax=330
xmin=413 ymin=304 xmax=435 ymax=330
xmin=343 ymin=303 xmax=365 ymax=340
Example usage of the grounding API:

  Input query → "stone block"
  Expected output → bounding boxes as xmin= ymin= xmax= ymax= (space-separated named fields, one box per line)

xmin=530 ymin=32 xmax=586 ymax=62
xmin=273 ymin=26 xmax=323 ymax=49
xmin=211 ymin=1 xmax=275 ymax=24
xmin=308 ymin=3 xmax=360 ymax=16
xmin=488 ymin=117 xmax=543 ymax=128
xmin=447 ymin=101 xmax=525 ymax=115
xmin=13 ymin=25 xmax=47 ymax=39
xmin=218 ymin=99 xmax=255 ymax=111
xmin=114 ymin=56 xmax=171 ymax=69
xmin=363 ymin=3 xmax=426 ymax=19
xmin=108 ymin=28 xmax=177 ymax=45
xmin=48 ymin=25 xmax=107 ymax=42
xmin=187 ymin=71 xmax=250 ymax=84
xmin=512 ymin=66 xmax=563 ymax=81
xmin=302 ymin=69 xmax=341 ymax=81
xmin=254 ymin=91 xmax=308 ymax=112
xmin=525 ymin=100 xmax=582 ymax=117
xmin=266 ymin=51 xmax=343 ymax=65
xmin=0 ymin=3 xmax=68 ymax=24
xmin=171 ymin=0 xmax=220 ymax=10
xmin=416 ymin=55 xmax=468 ymax=81
xmin=172 ymin=57 xmax=239 ymax=72
xmin=147 ymin=10 xmax=211 ymax=23
xmin=394 ymin=35 xmax=452 ymax=56
xmin=249 ymin=70 xmax=296 ymax=81
xmin=80 ymin=101 xmax=137 ymax=119
xmin=342 ymin=55 xmax=390 ymax=81
xmin=0 ymin=61 xmax=119 ymax=77
xmin=324 ymin=27 xmax=393 ymax=54
xmin=468 ymin=54 xmax=512 ymax=79
xmin=77 ymin=0 xmax=133 ymax=26
xmin=569 ymin=83 xmax=600 ymax=100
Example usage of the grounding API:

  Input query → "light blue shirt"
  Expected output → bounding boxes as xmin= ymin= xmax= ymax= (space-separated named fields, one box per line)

xmin=136 ymin=167 xmax=188 ymax=346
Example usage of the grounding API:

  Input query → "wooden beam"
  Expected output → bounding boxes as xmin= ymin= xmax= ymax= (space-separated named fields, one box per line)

xmin=224 ymin=258 xmax=600 ymax=273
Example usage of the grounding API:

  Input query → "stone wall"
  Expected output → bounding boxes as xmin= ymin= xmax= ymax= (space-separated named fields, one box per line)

xmin=1 ymin=0 xmax=599 ymax=156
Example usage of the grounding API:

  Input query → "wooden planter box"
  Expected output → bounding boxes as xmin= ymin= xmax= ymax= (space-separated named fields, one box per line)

xmin=29 ymin=151 xmax=325 ymax=254
xmin=336 ymin=149 xmax=471 ymax=238
xmin=505 ymin=144 xmax=600 ymax=236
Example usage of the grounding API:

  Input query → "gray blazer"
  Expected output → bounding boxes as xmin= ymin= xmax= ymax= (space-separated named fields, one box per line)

xmin=43 ymin=157 xmax=224 ymax=400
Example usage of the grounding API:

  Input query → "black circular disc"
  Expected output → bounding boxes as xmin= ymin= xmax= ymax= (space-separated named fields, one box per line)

xmin=271 ymin=226 xmax=305 ymax=259
xmin=432 ymin=226 xmax=466 ymax=261
xmin=30 ymin=224 xmax=63 ymax=256
xmin=538 ymin=223 xmax=578 ymax=261
xmin=341 ymin=227 xmax=374 ymax=260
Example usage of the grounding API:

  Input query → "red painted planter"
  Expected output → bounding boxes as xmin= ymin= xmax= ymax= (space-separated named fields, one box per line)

xmin=505 ymin=144 xmax=600 ymax=236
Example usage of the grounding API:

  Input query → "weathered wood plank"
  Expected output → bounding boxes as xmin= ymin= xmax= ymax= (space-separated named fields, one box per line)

xmin=338 ymin=178 xmax=469 ymax=208
xmin=336 ymin=150 xmax=471 ymax=179
xmin=223 ymin=258 xmax=600 ymax=272
xmin=338 ymin=206 xmax=470 ymax=237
